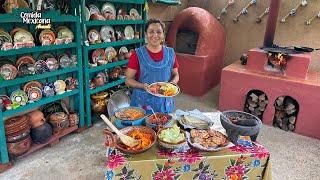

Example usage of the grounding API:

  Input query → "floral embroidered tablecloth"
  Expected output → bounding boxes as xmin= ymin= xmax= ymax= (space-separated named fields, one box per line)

xmin=105 ymin=143 xmax=271 ymax=180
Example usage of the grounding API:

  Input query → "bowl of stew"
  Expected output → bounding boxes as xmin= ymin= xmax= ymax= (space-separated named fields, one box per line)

xmin=145 ymin=113 xmax=173 ymax=130
xmin=114 ymin=106 xmax=146 ymax=128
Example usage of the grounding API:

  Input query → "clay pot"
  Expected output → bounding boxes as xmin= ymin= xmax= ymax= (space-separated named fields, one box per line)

xmin=30 ymin=123 xmax=52 ymax=144
xmin=49 ymin=112 xmax=69 ymax=134
xmin=7 ymin=135 xmax=32 ymax=156
xmin=28 ymin=110 xmax=46 ymax=129
xmin=91 ymin=91 xmax=109 ymax=114
xmin=69 ymin=113 xmax=79 ymax=126
xmin=93 ymin=76 xmax=105 ymax=87
xmin=6 ymin=128 xmax=30 ymax=143
xmin=5 ymin=115 xmax=30 ymax=136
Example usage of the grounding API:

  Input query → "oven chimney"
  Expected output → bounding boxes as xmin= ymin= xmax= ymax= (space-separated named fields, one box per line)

xmin=263 ymin=0 xmax=281 ymax=47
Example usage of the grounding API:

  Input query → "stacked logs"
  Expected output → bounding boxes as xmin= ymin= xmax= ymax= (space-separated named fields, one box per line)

xmin=273 ymin=96 xmax=298 ymax=131
xmin=244 ymin=91 xmax=268 ymax=120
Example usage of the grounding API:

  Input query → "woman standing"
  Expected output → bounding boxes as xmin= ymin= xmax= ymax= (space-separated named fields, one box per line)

xmin=125 ymin=18 xmax=179 ymax=114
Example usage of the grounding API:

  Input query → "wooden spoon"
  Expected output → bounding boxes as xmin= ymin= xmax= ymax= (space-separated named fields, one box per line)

xmin=100 ymin=114 xmax=139 ymax=147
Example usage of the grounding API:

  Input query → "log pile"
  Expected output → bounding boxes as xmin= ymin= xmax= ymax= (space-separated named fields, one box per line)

xmin=244 ymin=91 xmax=268 ymax=120
xmin=273 ymin=96 xmax=298 ymax=131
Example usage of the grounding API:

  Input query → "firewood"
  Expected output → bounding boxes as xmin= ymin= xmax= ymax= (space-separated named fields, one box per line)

xmin=288 ymin=116 xmax=296 ymax=124
xmin=276 ymin=96 xmax=284 ymax=106
xmin=258 ymin=94 xmax=266 ymax=101
xmin=259 ymin=101 xmax=268 ymax=107
xmin=247 ymin=98 xmax=258 ymax=107
xmin=258 ymin=106 xmax=265 ymax=111
xmin=280 ymin=123 xmax=288 ymax=131
xmin=288 ymin=124 xmax=295 ymax=131
xmin=285 ymin=103 xmax=295 ymax=111
xmin=286 ymin=108 xmax=296 ymax=115
xmin=250 ymin=93 xmax=259 ymax=102
xmin=248 ymin=106 xmax=255 ymax=112
xmin=275 ymin=110 xmax=285 ymax=119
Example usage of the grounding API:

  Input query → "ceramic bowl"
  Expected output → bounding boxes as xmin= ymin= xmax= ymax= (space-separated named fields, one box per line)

xmin=145 ymin=113 xmax=173 ymax=131
xmin=104 ymin=126 xmax=156 ymax=154
xmin=157 ymin=127 xmax=187 ymax=150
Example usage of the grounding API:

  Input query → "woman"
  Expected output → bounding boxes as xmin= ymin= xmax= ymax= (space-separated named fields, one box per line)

xmin=126 ymin=18 xmax=179 ymax=114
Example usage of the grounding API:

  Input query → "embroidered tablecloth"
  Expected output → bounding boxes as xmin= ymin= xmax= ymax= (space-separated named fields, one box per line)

xmin=105 ymin=112 xmax=272 ymax=180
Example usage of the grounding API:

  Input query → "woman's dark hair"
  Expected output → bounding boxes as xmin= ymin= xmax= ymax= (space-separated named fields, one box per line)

xmin=144 ymin=18 xmax=165 ymax=33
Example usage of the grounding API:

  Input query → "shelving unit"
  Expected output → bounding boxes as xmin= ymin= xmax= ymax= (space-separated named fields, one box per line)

xmin=80 ymin=0 xmax=146 ymax=126
xmin=0 ymin=8 xmax=84 ymax=165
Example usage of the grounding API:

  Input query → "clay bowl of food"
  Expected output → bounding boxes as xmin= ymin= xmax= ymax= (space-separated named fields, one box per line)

xmin=104 ymin=126 xmax=156 ymax=154
xmin=157 ymin=124 xmax=187 ymax=150
xmin=114 ymin=106 xmax=146 ymax=128
xmin=145 ymin=113 xmax=172 ymax=131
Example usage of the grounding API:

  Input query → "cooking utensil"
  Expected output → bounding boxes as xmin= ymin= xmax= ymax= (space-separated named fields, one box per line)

xmin=293 ymin=46 xmax=320 ymax=52
xmin=100 ymin=114 xmax=139 ymax=147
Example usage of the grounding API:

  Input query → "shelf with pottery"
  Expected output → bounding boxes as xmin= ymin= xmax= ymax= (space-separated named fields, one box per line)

xmin=81 ymin=0 xmax=146 ymax=127
xmin=0 ymin=67 xmax=79 ymax=88
xmin=2 ymin=89 xmax=79 ymax=118
xmin=0 ymin=8 xmax=85 ymax=167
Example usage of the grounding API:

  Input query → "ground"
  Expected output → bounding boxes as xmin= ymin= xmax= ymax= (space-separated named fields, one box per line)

xmin=0 ymin=86 xmax=319 ymax=180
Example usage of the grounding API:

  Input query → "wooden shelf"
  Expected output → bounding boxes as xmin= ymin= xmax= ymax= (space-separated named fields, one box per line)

xmin=86 ymin=39 xmax=144 ymax=51
xmin=0 ymin=67 xmax=78 ymax=88
xmin=17 ymin=126 xmax=78 ymax=160
xmin=3 ymin=90 xmax=79 ymax=118
xmin=0 ymin=43 xmax=77 ymax=57
xmin=89 ymin=60 xmax=128 ymax=73
xmin=90 ymin=78 xmax=125 ymax=95
xmin=85 ymin=20 xmax=145 ymax=26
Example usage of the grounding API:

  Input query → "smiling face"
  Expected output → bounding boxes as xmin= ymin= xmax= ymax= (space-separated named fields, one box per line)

xmin=145 ymin=23 xmax=164 ymax=47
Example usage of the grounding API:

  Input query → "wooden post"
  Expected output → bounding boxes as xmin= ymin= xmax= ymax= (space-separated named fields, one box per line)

xmin=263 ymin=0 xmax=281 ymax=47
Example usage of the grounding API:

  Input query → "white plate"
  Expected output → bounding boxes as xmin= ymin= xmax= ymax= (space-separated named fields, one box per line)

xmin=88 ymin=4 xmax=100 ymax=16
xmin=129 ymin=8 xmax=139 ymax=17
xmin=101 ymin=3 xmax=116 ymax=16
xmin=118 ymin=46 xmax=128 ymax=54
xmin=124 ymin=26 xmax=134 ymax=40
xmin=105 ymin=47 xmax=117 ymax=62
xmin=146 ymin=82 xmax=180 ymax=98
xmin=100 ymin=26 xmax=114 ymax=42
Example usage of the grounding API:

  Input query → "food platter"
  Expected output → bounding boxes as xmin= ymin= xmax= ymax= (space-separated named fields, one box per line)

xmin=147 ymin=82 xmax=180 ymax=97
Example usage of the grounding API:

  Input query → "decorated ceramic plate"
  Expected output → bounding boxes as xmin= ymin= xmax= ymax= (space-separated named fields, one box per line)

xmin=37 ymin=53 xmax=55 ymax=62
xmin=147 ymin=82 xmax=180 ymax=97
xmin=59 ymin=54 xmax=73 ymax=68
xmin=54 ymin=80 xmax=66 ymax=94
xmin=0 ymin=30 xmax=13 ymax=48
xmin=129 ymin=8 xmax=140 ymax=18
xmin=105 ymin=47 xmax=117 ymax=62
xmin=46 ymin=58 xmax=59 ymax=71
xmin=92 ymin=49 xmax=107 ymax=64
xmin=124 ymin=26 xmax=134 ymax=40
xmin=23 ymin=81 xmax=42 ymax=92
xmin=28 ymin=87 xmax=42 ymax=102
xmin=13 ymin=29 xmax=34 ymax=43
xmin=100 ymin=26 xmax=114 ymax=42
xmin=89 ymin=4 xmax=100 ymax=16
xmin=42 ymin=83 xmax=55 ymax=97
xmin=16 ymin=56 xmax=35 ymax=67
xmin=0 ymin=64 xmax=17 ymax=80
xmin=17 ymin=63 xmax=35 ymax=77
xmin=88 ymin=29 xmax=101 ymax=44
xmin=118 ymin=46 xmax=128 ymax=54
xmin=10 ymin=90 xmax=28 ymax=106
xmin=35 ymin=60 xmax=49 ymax=74
xmin=101 ymin=3 xmax=116 ymax=16
xmin=56 ymin=26 xmax=74 ymax=41
xmin=39 ymin=29 xmax=56 ymax=45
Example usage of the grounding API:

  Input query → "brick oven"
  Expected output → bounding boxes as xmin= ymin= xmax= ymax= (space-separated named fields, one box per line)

xmin=218 ymin=0 xmax=320 ymax=139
